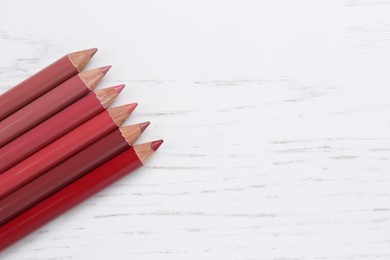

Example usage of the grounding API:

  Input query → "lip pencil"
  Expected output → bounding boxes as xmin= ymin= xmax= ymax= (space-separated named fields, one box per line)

xmin=0 ymin=104 xmax=137 ymax=199
xmin=0 ymin=66 xmax=110 ymax=147
xmin=0 ymin=85 xmax=125 ymax=173
xmin=0 ymin=122 xmax=150 ymax=225
xmin=0 ymin=140 xmax=163 ymax=252
xmin=0 ymin=48 xmax=97 ymax=121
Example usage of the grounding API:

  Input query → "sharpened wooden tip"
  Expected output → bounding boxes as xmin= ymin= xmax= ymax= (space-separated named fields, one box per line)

xmin=119 ymin=122 xmax=149 ymax=146
xmin=68 ymin=48 xmax=98 ymax=72
xmin=99 ymin=65 xmax=112 ymax=75
xmin=134 ymin=140 xmax=163 ymax=165
xmin=79 ymin=67 xmax=109 ymax=90
xmin=95 ymin=85 xmax=124 ymax=108
xmin=108 ymin=103 xmax=137 ymax=127
xmin=78 ymin=48 xmax=98 ymax=57
xmin=126 ymin=103 xmax=138 ymax=114
xmin=85 ymin=48 xmax=98 ymax=56
xmin=114 ymin=84 xmax=125 ymax=93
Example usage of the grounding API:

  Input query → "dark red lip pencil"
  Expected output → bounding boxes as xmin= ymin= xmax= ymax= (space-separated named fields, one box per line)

xmin=0 ymin=140 xmax=163 ymax=252
xmin=0 ymin=103 xmax=137 ymax=199
xmin=0 ymin=85 xmax=124 ymax=173
xmin=0 ymin=48 xmax=97 ymax=121
xmin=0 ymin=66 xmax=110 ymax=147
xmin=0 ymin=122 xmax=149 ymax=225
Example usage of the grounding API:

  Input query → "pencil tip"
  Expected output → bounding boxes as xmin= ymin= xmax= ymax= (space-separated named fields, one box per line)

xmin=68 ymin=48 xmax=98 ymax=71
xmin=134 ymin=140 xmax=163 ymax=164
xmin=84 ymin=48 xmax=98 ymax=57
xmin=119 ymin=123 xmax=145 ymax=145
xmin=99 ymin=65 xmax=112 ymax=75
xmin=151 ymin=140 xmax=164 ymax=151
xmin=79 ymin=67 xmax=109 ymax=90
xmin=126 ymin=103 xmax=138 ymax=114
xmin=113 ymin=84 xmax=125 ymax=93
xmin=140 ymin=121 xmax=150 ymax=132
xmin=109 ymin=103 xmax=137 ymax=126
xmin=94 ymin=85 xmax=125 ymax=108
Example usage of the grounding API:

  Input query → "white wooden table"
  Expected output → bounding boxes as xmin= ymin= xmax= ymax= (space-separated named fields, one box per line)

xmin=1 ymin=0 xmax=390 ymax=259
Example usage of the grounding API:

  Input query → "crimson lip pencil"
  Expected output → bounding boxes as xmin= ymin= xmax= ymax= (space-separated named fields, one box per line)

xmin=0 ymin=140 xmax=163 ymax=252
xmin=0 ymin=122 xmax=150 ymax=225
xmin=0 ymin=103 xmax=137 ymax=199
xmin=0 ymin=66 xmax=111 ymax=147
xmin=0 ymin=84 xmax=125 ymax=173
xmin=0 ymin=48 xmax=97 ymax=121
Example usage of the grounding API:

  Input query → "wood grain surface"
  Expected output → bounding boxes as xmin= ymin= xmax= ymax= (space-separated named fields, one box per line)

xmin=1 ymin=0 xmax=390 ymax=259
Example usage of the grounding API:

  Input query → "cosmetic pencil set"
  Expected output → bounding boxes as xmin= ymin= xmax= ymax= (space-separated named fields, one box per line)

xmin=0 ymin=48 xmax=163 ymax=251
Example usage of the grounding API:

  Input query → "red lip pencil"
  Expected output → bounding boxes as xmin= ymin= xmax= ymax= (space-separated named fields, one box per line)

xmin=0 ymin=85 xmax=124 ymax=173
xmin=0 ymin=140 xmax=163 ymax=252
xmin=0 ymin=104 xmax=137 ymax=199
xmin=0 ymin=66 xmax=110 ymax=147
xmin=0 ymin=122 xmax=150 ymax=225
xmin=0 ymin=48 xmax=97 ymax=121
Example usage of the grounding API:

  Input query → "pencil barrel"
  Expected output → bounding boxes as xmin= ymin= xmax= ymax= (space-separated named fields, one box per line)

xmin=0 ymin=93 xmax=104 ymax=172
xmin=0 ymin=56 xmax=78 ymax=120
xmin=0 ymin=148 xmax=142 ymax=252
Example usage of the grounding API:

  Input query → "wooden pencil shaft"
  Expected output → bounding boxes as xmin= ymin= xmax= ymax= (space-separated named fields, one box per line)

xmin=0 ymin=129 xmax=131 ymax=225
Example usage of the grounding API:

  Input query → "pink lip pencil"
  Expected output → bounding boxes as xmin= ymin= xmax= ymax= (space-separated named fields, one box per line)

xmin=0 ymin=66 xmax=111 ymax=147
xmin=0 ymin=85 xmax=125 ymax=173
xmin=0 ymin=48 xmax=97 ymax=120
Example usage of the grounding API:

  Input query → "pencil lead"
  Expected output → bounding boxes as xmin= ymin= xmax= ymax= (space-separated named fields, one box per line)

xmin=140 ymin=121 xmax=150 ymax=133
xmin=68 ymin=48 xmax=98 ymax=72
xmin=126 ymin=103 xmax=138 ymax=114
xmin=134 ymin=140 xmax=163 ymax=164
xmin=108 ymin=103 xmax=137 ymax=126
xmin=79 ymin=67 xmax=109 ymax=90
xmin=113 ymin=84 xmax=125 ymax=93
xmin=151 ymin=139 xmax=164 ymax=151
xmin=99 ymin=65 xmax=112 ymax=75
